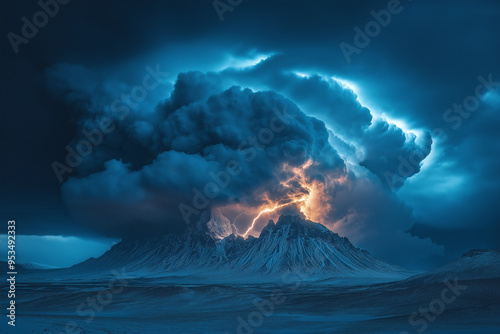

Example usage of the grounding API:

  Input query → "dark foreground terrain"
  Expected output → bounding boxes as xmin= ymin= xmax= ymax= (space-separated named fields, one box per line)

xmin=2 ymin=274 xmax=499 ymax=334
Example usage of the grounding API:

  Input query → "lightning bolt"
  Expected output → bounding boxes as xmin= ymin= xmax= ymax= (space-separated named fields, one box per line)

xmin=242 ymin=198 xmax=307 ymax=237
xmin=241 ymin=158 xmax=337 ymax=238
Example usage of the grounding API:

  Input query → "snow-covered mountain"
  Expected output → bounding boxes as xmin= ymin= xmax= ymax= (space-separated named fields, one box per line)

xmin=404 ymin=249 xmax=500 ymax=284
xmin=73 ymin=213 xmax=406 ymax=279
xmin=1 ymin=260 xmax=60 ymax=271
xmin=17 ymin=262 xmax=60 ymax=270
xmin=222 ymin=215 xmax=403 ymax=276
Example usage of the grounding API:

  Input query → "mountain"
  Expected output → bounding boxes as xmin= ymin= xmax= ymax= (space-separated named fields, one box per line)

xmin=17 ymin=262 xmax=60 ymax=270
xmin=1 ymin=261 xmax=59 ymax=271
xmin=221 ymin=215 xmax=404 ymax=277
xmin=70 ymin=213 xmax=408 ymax=280
xmin=404 ymin=249 xmax=500 ymax=284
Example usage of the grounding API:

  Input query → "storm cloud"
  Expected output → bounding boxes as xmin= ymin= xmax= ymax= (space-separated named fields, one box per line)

xmin=43 ymin=61 xmax=443 ymax=266
xmin=53 ymin=69 xmax=349 ymax=235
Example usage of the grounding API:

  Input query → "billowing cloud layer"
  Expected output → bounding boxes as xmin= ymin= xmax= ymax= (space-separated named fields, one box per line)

xmin=51 ymin=68 xmax=349 ymax=234
xmin=47 ymin=59 xmax=442 ymax=266
xmin=215 ymin=57 xmax=433 ymax=189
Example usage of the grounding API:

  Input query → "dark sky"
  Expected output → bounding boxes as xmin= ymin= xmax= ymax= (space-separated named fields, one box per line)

xmin=1 ymin=0 xmax=499 ymax=269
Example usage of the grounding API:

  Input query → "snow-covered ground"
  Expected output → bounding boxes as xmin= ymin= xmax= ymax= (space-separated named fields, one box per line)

xmin=3 ymin=274 xmax=499 ymax=333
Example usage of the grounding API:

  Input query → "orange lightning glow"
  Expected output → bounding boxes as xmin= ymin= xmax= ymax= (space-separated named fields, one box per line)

xmin=242 ymin=198 xmax=307 ymax=237
xmin=242 ymin=159 xmax=343 ymax=237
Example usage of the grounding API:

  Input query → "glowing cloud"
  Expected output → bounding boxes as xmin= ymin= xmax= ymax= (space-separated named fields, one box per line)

xmin=242 ymin=159 xmax=343 ymax=237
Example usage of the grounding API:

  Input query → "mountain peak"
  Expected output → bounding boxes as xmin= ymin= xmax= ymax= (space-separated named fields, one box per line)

xmin=206 ymin=209 xmax=237 ymax=240
xmin=187 ymin=209 xmax=237 ymax=242
xmin=277 ymin=214 xmax=330 ymax=231
xmin=260 ymin=215 xmax=337 ymax=239
xmin=461 ymin=249 xmax=499 ymax=258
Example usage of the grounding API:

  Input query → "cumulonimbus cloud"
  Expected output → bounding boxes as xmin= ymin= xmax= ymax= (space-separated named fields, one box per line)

xmin=47 ymin=59 xmax=440 ymax=266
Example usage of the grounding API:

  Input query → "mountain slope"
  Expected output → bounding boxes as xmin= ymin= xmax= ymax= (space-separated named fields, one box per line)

xmin=404 ymin=249 xmax=500 ymax=284
xmin=0 ymin=261 xmax=59 ymax=271
xmin=223 ymin=215 xmax=401 ymax=276
xmin=71 ymin=213 xmax=407 ymax=279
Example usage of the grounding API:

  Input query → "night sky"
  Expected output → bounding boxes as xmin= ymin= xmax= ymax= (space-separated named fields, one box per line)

xmin=1 ymin=0 xmax=499 ymax=269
